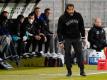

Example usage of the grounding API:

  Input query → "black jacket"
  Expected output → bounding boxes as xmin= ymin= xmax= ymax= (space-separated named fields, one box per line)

xmin=8 ymin=19 xmax=23 ymax=37
xmin=57 ymin=11 xmax=85 ymax=42
xmin=40 ymin=13 xmax=53 ymax=35
xmin=0 ymin=18 xmax=10 ymax=36
xmin=88 ymin=25 xmax=106 ymax=51
xmin=22 ymin=17 xmax=46 ymax=38
xmin=33 ymin=17 xmax=46 ymax=35
xmin=22 ymin=18 xmax=35 ymax=37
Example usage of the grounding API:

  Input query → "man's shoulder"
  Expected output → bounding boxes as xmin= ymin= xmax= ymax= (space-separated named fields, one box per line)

xmin=89 ymin=27 xmax=97 ymax=32
xmin=40 ymin=13 xmax=45 ymax=20
xmin=74 ymin=11 xmax=82 ymax=17
xmin=59 ymin=14 xmax=66 ymax=20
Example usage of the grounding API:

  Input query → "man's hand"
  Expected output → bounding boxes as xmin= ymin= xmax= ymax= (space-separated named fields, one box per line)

xmin=6 ymin=36 xmax=11 ymax=45
xmin=0 ymin=45 xmax=2 ymax=49
xmin=44 ymin=36 xmax=47 ymax=42
xmin=58 ymin=42 xmax=64 ymax=49
xmin=35 ymin=35 xmax=41 ymax=40
xmin=39 ymin=33 xmax=45 ymax=36
xmin=23 ymin=36 xmax=27 ymax=41
xmin=82 ymin=39 xmax=86 ymax=47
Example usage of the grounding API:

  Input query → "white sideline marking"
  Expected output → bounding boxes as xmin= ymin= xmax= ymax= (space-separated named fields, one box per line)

xmin=87 ymin=72 xmax=107 ymax=75
xmin=0 ymin=71 xmax=107 ymax=77
xmin=40 ymin=71 xmax=107 ymax=76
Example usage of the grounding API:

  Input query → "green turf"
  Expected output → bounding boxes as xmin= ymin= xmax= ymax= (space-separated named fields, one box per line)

xmin=7 ymin=57 xmax=45 ymax=67
xmin=0 ymin=65 xmax=107 ymax=80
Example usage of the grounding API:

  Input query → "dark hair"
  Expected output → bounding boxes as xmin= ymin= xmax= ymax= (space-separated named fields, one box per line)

xmin=0 ymin=11 xmax=9 ymax=16
xmin=28 ymin=12 xmax=34 ymax=17
xmin=0 ymin=11 xmax=9 ymax=22
xmin=44 ymin=8 xmax=50 ymax=13
xmin=17 ymin=15 xmax=24 ymax=21
xmin=65 ymin=4 xmax=74 ymax=10
xmin=34 ymin=7 xmax=40 ymax=11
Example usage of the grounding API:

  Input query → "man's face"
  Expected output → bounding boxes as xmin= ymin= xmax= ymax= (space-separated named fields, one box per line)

xmin=66 ymin=6 xmax=75 ymax=15
xmin=95 ymin=18 xmax=102 ymax=27
xmin=20 ymin=18 xmax=24 ymax=23
xmin=45 ymin=10 xmax=51 ymax=17
xmin=35 ymin=9 xmax=41 ymax=17
xmin=3 ymin=12 xmax=9 ymax=18
xmin=28 ymin=16 xmax=35 ymax=24
xmin=4 ymin=12 xmax=9 ymax=17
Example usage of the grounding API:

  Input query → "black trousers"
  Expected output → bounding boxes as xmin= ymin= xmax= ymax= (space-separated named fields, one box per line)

xmin=17 ymin=39 xmax=26 ymax=56
xmin=44 ymin=35 xmax=52 ymax=53
xmin=32 ymin=36 xmax=44 ymax=52
xmin=64 ymin=39 xmax=84 ymax=70
xmin=25 ymin=38 xmax=32 ymax=53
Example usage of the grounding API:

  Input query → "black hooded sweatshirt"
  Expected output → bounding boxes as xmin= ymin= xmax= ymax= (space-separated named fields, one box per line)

xmin=57 ymin=11 xmax=85 ymax=42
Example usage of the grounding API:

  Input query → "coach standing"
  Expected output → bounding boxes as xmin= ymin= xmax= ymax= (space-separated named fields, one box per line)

xmin=57 ymin=4 xmax=86 ymax=77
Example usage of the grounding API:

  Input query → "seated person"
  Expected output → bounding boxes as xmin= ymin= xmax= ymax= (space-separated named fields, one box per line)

xmin=88 ymin=17 xmax=106 ymax=51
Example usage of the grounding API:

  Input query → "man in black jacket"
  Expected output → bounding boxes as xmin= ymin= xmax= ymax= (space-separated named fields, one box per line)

xmin=57 ymin=4 xmax=86 ymax=77
xmin=10 ymin=15 xmax=24 ymax=56
xmin=22 ymin=13 xmax=35 ymax=54
xmin=0 ymin=11 xmax=18 ymax=62
xmin=88 ymin=17 xmax=106 ymax=51
xmin=32 ymin=7 xmax=47 ymax=54
xmin=40 ymin=8 xmax=53 ymax=53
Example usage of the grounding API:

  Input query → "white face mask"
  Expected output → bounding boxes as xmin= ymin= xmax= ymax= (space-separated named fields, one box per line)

xmin=29 ymin=19 xmax=34 ymax=24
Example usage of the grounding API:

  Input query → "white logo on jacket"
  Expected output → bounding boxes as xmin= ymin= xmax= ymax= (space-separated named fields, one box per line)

xmin=65 ymin=19 xmax=78 ymax=26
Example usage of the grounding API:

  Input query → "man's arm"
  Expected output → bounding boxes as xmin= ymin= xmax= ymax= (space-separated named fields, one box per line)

xmin=88 ymin=28 xmax=95 ymax=43
xmin=57 ymin=16 xmax=64 ymax=43
xmin=78 ymin=13 xmax=85 ymax=39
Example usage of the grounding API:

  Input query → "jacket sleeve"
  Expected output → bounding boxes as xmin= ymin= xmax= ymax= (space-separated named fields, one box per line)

xmin=103 ymin=29 xmax=106 ymax=41
xmin=88 ymin=28 xmax=96 ymax=44
xmin=57 ymin=16 xmax=64 ymax=42
xmin=78 ymin=13 xmax=85 ymax=38
xmin=101 ymin=29 xmax=106 ymax=44
xmin=42 ymin=20 xmax=53 ymax=35
xmin=21 ymin=21 xmax=27 ymax=37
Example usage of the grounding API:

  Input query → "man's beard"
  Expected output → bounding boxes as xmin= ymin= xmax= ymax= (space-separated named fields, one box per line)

xmin=69 ymin=13 xmax=74 ymax=16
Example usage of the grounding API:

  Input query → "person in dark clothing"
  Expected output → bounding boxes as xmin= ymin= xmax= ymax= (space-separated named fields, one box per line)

xmin=9 ymin=15 xmax=24 ymax=41
xmin=10 ymin=15 xmax=25 ymax=56
xmin=40 ymin=8 xmax=53 ymax=53
xmin=57 ymin=4 xmax=86 ymax=77
xmin=88 ymin=17 xmax=106 ymax=51
xmin=0 ymin=11 xmax=10 ymax=58
xmin=0 ymin=11 xmax=18 ymax=62
xmin=32 ymin=7 xmax=47 ymax=53
xmin=22 ymin=13 xmax=35 ymax=54
xmin=11 ymin=15 xmax=24 ymax=37
xmin=0 ymin=11 xmax=10 ymax=36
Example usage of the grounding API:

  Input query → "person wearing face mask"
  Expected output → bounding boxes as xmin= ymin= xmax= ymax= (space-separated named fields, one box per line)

xmin=22 ymin=13 xmax=35 ymax=55
xmin=88 ymin=17 xmax=106 ymax=51
xmin=57 ymin=4 xmax=86 ymax=77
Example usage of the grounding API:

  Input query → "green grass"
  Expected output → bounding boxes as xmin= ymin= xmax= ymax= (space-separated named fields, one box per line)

xmin=0 ymin=65 xmax=107 ymax=80
xmin=7 ymin=57 xmax=45 ymax=67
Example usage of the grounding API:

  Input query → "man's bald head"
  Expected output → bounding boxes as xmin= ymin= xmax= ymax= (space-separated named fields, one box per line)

xmin=94 ymin=17 xmax=102 ymax=27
